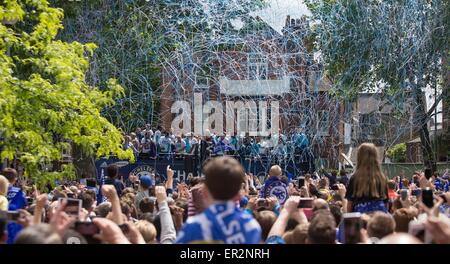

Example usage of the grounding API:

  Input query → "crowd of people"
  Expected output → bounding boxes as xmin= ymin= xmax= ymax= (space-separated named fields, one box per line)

xmin=0 ymin=142 xmax=449 ymax=244
xmin=122 ymin=124 xmax=310 ymax=160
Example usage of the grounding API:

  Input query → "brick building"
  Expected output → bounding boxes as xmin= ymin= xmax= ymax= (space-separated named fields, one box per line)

xmin=159 ymin=16 xmax=344 ymax=168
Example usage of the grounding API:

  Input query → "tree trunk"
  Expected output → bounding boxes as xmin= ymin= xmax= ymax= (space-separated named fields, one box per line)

xmin=413 ymin=89 xmax=436 ymax=172
xmin=71 ymin=142 xmax=98 ymax=179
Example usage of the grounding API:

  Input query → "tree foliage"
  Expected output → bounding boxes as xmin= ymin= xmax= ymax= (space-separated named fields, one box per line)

xmin=51 ymin=0 xmax=268 ymax=132
xmin=305 ymin=0 xmax=449 ymax=168
xmin=0 ymin=0 xmax=134 ymax=188
xmin=387 ymin=143 xmax=406 ymax=163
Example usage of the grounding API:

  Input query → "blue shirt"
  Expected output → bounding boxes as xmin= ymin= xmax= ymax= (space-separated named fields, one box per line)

xmin=7 ymin=186 xmax=27 ymax=210
xmin=184 ymin=138 xmax=192 ymax=153
xmin=176 ymin=201 xmax=261 ymax=244
xmin=6 ymin=186 xmax=26 ymax=244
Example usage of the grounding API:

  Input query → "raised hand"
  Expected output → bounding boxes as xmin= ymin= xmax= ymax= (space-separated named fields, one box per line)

xmin=92 ymin=218 xmax=131 ymax=244
xmin=155 ymin=185 xmax=167 ymax=204
xmin=283 ymin=196 xmax=300 ymax=216
xmin=50 ymin=199 xmax=76 ymax=237
xmin=102 ymin=185 xmax=118 ymax=201
xmin=167 ymin=165 xmax=174 ymax=179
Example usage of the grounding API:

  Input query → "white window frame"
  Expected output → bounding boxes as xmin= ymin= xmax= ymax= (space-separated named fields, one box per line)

xmin=194 ymin=75 xmax=210 ymax=89
xmin=317 ymin=110 xmax=330 ymax=136
xmin=248 ymin=53 xmax=268 ymax=80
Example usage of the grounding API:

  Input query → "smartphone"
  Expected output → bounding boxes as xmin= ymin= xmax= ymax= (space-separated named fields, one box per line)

xmin=400 ymin=189 xmax=408 ymax=201
xmin=424 ymin=168 xmax=432 ymax=180
xmin=59 ymin=198 xmax=82 ymax=217
xmin=297 ymin=176 xmax=305 ymax=187
xmin=297 ymin=198 xmax=313 ymax=208
xmin=421 ymin=188 xmax=434 ymax=208
xmin=6 ymin=211 xmax=21 ymax=222
xmin=342 ymin=212 xmax=362 ymax=244
xmin=331 ymin=184 xmax=339 ymax=191
xmin=79 ymin=178 xmax=87 ymax=186
xmin=256 ymin=198 xmax=267 ymax=208
xmin=74 ymin=222 xmax=101 ymax=244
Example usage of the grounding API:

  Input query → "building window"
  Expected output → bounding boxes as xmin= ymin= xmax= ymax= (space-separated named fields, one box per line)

xmin=359 ymin=112 xmax=381 ymax=139
xmin=195 ymin=75 xmax=209 ymax=89
xmin=248 ymin=53 xmax=268 ymax=80
xmin=317 ymin=110 xmax=329 ymax=136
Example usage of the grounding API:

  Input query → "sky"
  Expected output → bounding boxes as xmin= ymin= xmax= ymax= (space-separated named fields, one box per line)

xmin=252 ymin=0 xmax=311 ymax=33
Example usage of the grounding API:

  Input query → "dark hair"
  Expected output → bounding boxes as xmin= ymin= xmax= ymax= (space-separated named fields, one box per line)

xmin=139 ymin=197 xmax=155 ymax=214
xmin=139 ymin=212 xmax=156 ymax=223
xmin=203 ymin=157 xmax=245 ymax=200
xmin=106 ymin=164 xmax=119 ymax=179
xmin=387 ymin=180 xmax=397 ymax=190
xmin=307 ymin=210 xmax=336 ymax=244
xmin=51 ymin=190 xmax=68 ymax=202
xmin=188 ymin=177 xmax=204 ymax=187
xmin=120 ymin=200 xmax=131 ymax=217
xmin=79 ymin=192 xmax=94 ymax=211
xmin=175 ymin=198 xmax=189 ymax=222
xmin=2 ymin=168 xmax=18 ymax=182
xmin=329 ymin=205 xmax=342 ymax=225
xmin=95 ymin=202 xmax=112 ymax=218
xmin=15 ymin=224 xmax=62 ymax=244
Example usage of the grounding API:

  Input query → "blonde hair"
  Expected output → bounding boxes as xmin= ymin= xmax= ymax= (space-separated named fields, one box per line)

xmin=352 ymin=143 xmax=388 ymax=199
xmin=0 ymin=175 xmax=9 ymax=196
xmin=269 ymin=165 xmax=282 ymax=177
xmin=135 ymin=220 xmax=157 ymax=243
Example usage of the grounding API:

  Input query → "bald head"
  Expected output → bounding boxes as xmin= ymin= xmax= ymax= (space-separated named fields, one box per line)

xmin=377 ymin=233 xmax=422 ymax=244
xmin=269 ymin=165 xmax=282 ymax=177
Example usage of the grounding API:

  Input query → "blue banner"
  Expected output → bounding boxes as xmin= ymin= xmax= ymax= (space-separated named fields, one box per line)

xmin=95 ymin=154 xmax=314 ymax=184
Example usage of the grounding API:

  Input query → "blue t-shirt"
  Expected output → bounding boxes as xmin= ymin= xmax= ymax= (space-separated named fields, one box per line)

xmin=6 ymin=186 xmax=26 ymax=244
xmin=7 ymin=186 xmax=27 ymax=210
xmin=184 ymin=138 xmax=192 ymax=153
xmin=176 ymin=201 xmax=261 ymax=244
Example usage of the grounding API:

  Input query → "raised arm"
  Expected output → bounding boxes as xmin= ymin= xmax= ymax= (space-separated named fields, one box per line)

xmin=32 ymin=194 xmax=48 ymax=225
xmin=102 ymin=185 xmax=124 ymax=225
xmin=156 ymin=186 xmax=176 ymax=244
xmin=267 ymin=196 xmax=301 ymax=240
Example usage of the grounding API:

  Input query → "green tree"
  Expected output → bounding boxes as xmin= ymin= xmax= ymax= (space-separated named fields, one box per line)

xmin=0 ymin=0 xmax=134 ymax=188
xmin=51 ymin=0 xmax=268 ymax=132
xmin=387 ymin=143 xmax=407 ymax=163
xmin=306 ymin=0 xmax=449 ymax=171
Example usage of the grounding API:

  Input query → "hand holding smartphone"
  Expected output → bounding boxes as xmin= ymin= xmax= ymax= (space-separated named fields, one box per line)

xmin=256 ymin=198 xmax=268 ymax=208
xmin=343 ymin=212 xmax=362 ymax=244
xmin=59 ymin=198 xmax=82 ymax=218
xmin=421 ymin=187 xmax=434 ymax=208
xmin=297 ymin=198 xmax=313 ymax=208
xmin=6 ymin=211 xmax=21 ymax=222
